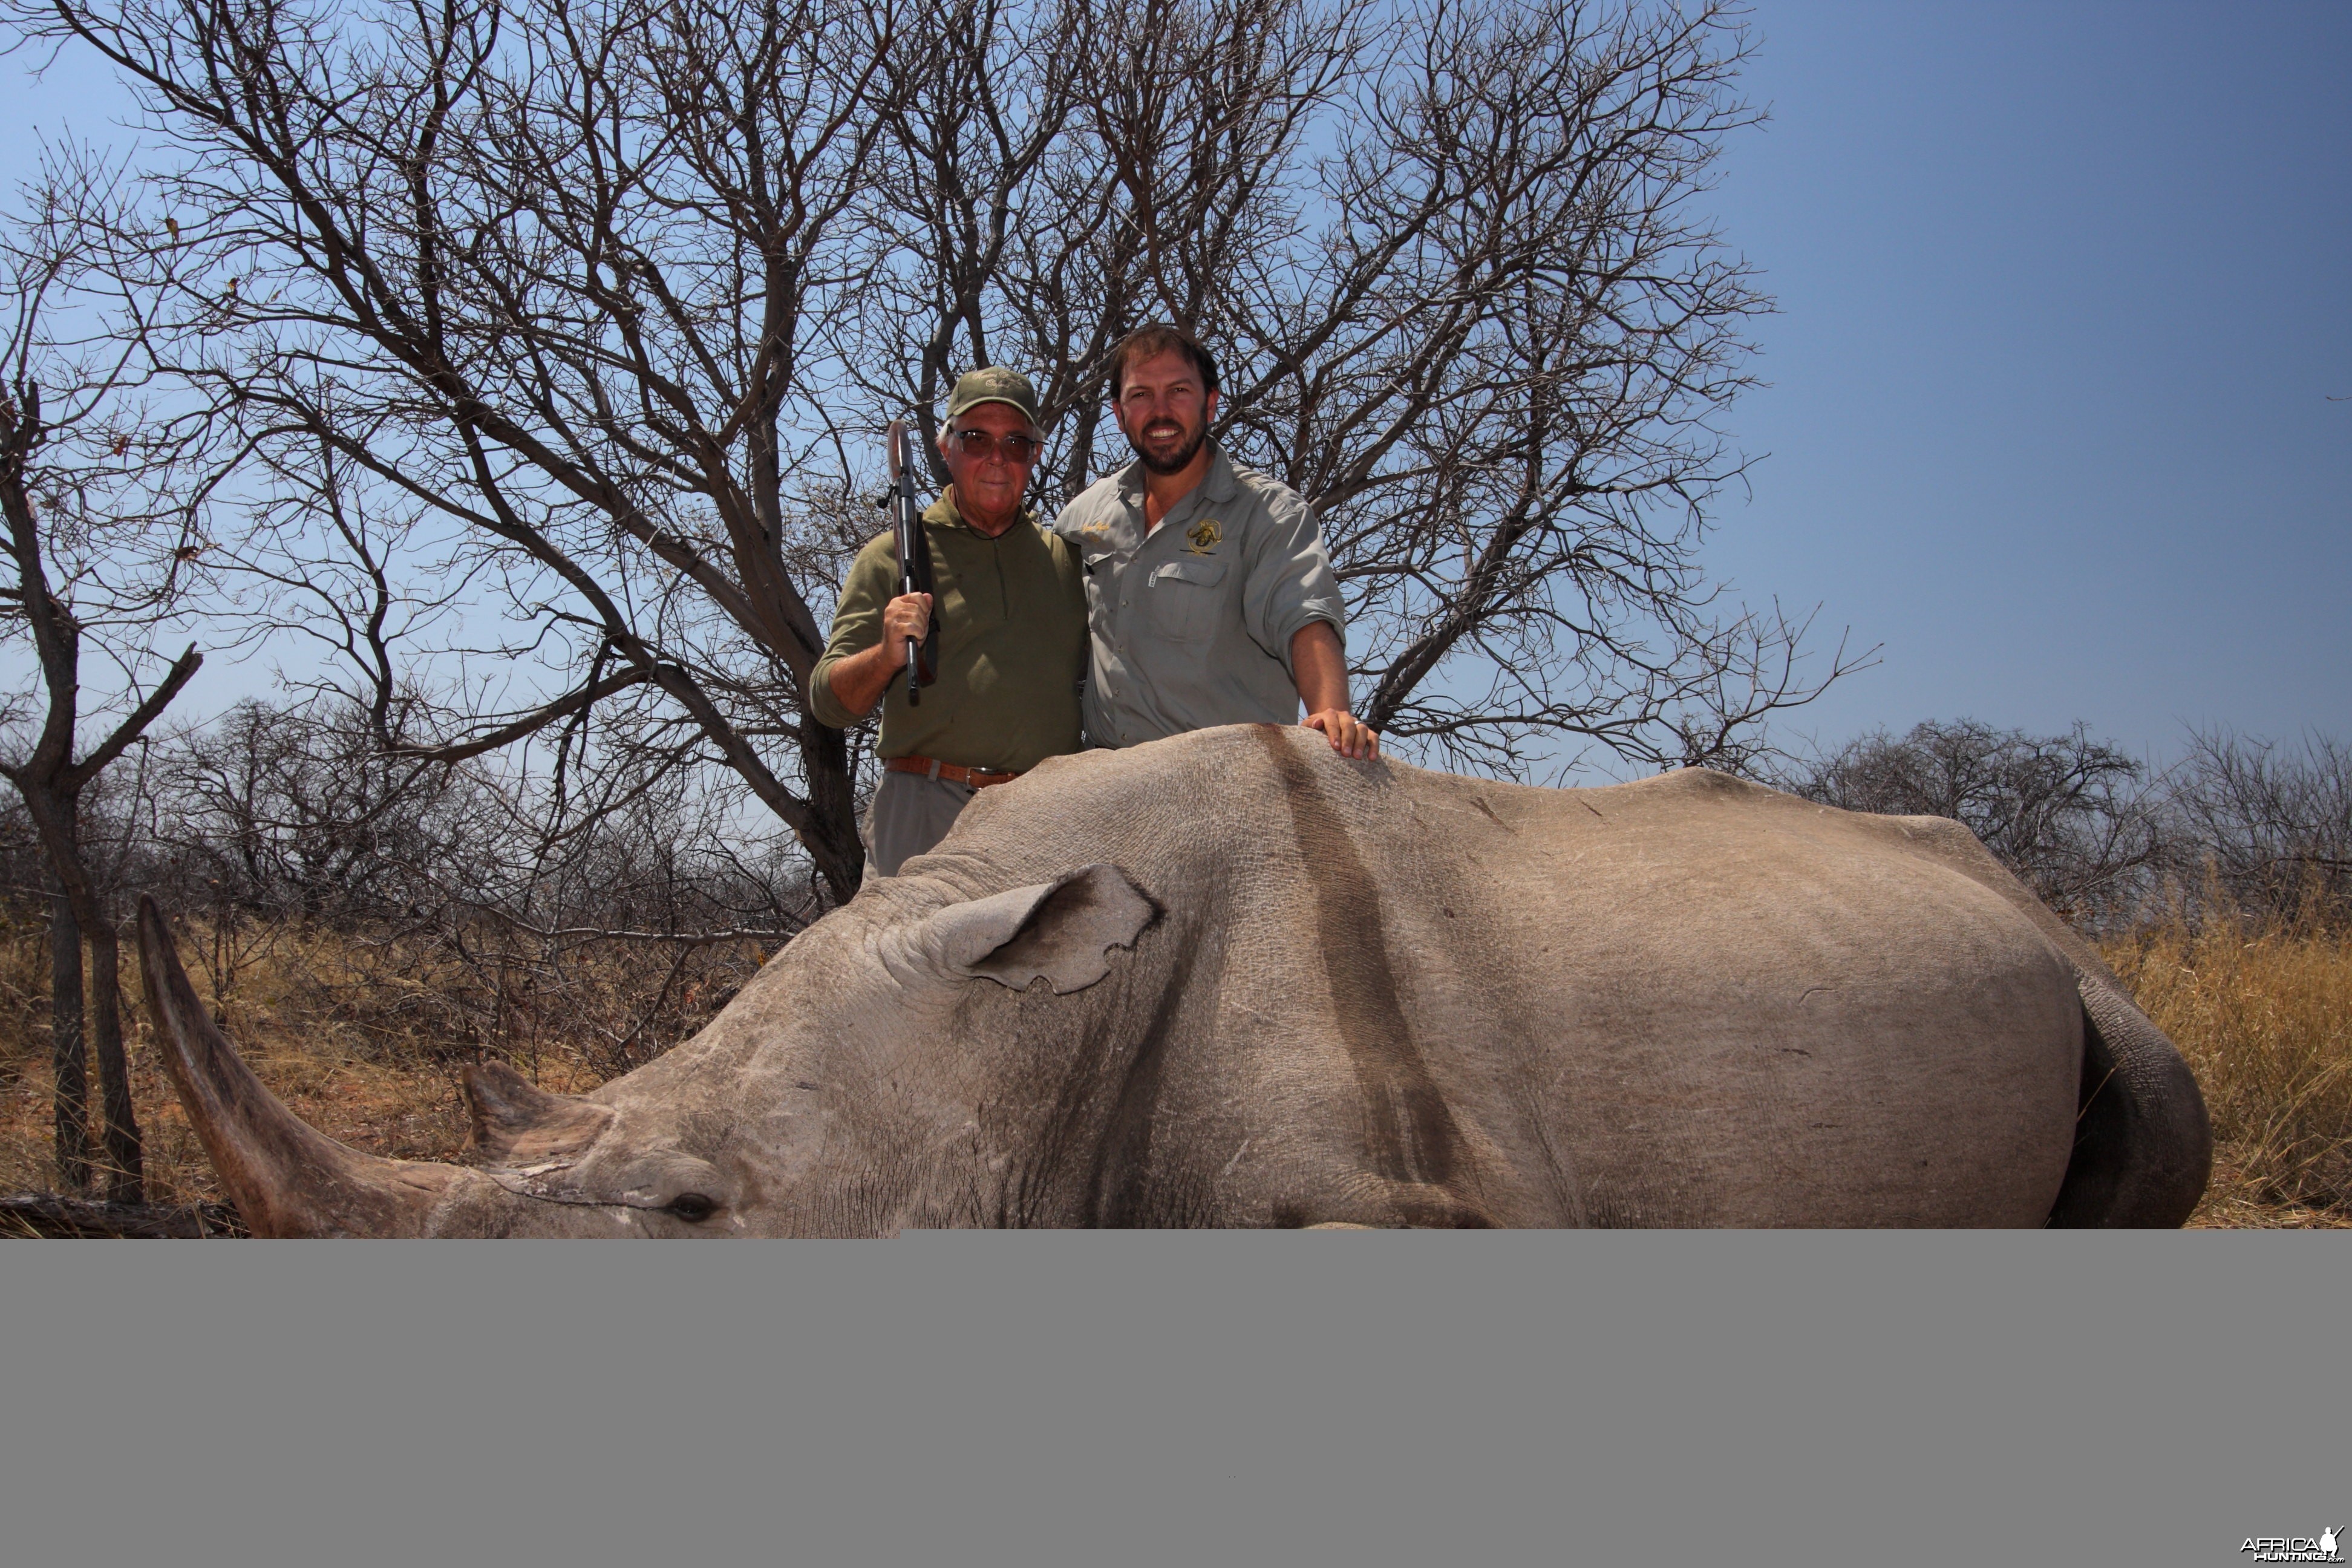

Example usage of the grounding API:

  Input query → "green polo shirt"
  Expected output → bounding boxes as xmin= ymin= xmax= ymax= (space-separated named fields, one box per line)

xmin=809 ymin=487 xmax=1088 ymax=774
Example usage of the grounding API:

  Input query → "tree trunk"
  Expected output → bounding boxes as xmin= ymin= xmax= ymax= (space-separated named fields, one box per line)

xmin=47 ymin=886 xmax=89 ymax=1195
xmin=86 ymin=921 xmax=143 ymax=1204
xmin=27 ymin=795 xmax=145 ymax=1201
xmin=800 ymin=713 xmax=866 ymax=904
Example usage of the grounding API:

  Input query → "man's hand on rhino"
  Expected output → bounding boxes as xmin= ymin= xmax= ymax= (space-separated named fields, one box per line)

xmin=1305 ymin=708 xmax=1379 ymax=759
xmin=1287 ymin=622 xmax=1375 ymax=757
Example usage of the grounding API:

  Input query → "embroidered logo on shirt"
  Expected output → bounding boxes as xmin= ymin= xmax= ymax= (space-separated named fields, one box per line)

xmin=1185 ymin=518 xmax=1223 ymax=555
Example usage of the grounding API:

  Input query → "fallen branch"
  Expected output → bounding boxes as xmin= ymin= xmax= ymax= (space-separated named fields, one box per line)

xmin=0 ymin=1191 xmax=246 ymax=1238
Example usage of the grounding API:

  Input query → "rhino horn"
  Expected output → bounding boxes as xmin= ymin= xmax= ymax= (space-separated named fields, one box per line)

xmin=460 ymin=1059 xmax=612 ymax=1165
xmin=137 ymin=897 xmax=461 ymax=1237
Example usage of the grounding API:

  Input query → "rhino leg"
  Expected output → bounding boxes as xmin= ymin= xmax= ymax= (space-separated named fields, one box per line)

xmin=2045 ymin=976 xmax=2213 ymax=1228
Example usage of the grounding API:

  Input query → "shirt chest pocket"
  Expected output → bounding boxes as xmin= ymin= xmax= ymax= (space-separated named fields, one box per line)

xmin=1081 ymin=549 xmax=1122 ymax=631
xmin=1146 ymin=558 xmax=1228 ymax=643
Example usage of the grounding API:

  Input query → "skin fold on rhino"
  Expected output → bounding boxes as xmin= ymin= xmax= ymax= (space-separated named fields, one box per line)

xmin=137 ymin=725 xmax=2211 ymax=1235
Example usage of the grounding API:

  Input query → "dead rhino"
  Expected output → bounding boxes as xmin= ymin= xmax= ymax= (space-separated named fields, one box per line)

xmin=139 ymin=724 xmax=2211 ymax=1234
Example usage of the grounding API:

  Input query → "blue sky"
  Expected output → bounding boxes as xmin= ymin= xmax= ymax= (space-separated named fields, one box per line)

xmin=5 ymin=2 xmax=2348 ymax=765
xmin=1700 ymin=1 xmax=2351 ymax=763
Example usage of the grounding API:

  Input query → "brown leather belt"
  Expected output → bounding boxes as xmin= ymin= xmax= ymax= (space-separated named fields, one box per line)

xmin=886 ymin=755 xmax=1024 ymax=789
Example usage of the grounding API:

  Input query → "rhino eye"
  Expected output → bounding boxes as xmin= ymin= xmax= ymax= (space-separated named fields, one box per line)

xmin=664 ymin=1192 xmax=718 ymax=1223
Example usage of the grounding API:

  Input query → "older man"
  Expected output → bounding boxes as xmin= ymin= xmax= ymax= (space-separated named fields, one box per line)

xmin=1053 ymin=324 xmax=1376 ymax=758
xmin=811 ymin=367 xmax=1086 ymax=877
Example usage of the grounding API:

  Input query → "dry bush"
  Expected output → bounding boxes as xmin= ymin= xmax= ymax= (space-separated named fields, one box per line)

xmin=1776 ymin=719 xmax=2163 ymax=931
xmin=2160 ymin=730 xmax=2352 ymax=926
xmin=177 ymin=913 xmax=768 ymax=1084
xmin=2102 ymin=916 xmax=2352 ymax=1227
xmin=0 ymin=916 xmax=759 ymax=1207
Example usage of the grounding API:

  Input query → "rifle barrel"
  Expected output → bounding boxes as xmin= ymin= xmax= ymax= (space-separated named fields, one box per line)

xmin=886 ymin=420 xmax=921 ymax=707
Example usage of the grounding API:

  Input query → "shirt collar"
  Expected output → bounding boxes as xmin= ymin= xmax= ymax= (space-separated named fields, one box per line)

xmin=1114 ymin=458 xmax=1147 ymax=503
xmin=1114 ymin=443 xmax=1241 ymax=508
xmin=927 ymin=485 xmax=1033 ymax=535
xmin=1200 ymin=445 xmax=1242 ymax=504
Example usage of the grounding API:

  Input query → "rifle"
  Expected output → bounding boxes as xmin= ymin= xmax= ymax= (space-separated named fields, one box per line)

xmin=885 ymin=419 xmax=936 ymax=707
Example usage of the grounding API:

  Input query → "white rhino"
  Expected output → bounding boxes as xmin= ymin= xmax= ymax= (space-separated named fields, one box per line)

xmin=139 ymin=725 xmax=2210 ymax=1234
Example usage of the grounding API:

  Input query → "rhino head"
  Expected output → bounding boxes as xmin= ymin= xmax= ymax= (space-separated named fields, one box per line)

xmin=135 ymin=863 xmax=1157 ymax=1236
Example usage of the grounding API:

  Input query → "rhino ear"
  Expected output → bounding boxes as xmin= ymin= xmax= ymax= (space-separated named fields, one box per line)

xmin=910 ymin=863 xmax=1154 ymax=995
xmin=462 ymin=1060 xmax=613 ymax=1167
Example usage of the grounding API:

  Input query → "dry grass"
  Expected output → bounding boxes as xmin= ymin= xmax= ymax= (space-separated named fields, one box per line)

xmin=5 ymin=912 xmax=2348 ymax=1228
xmin=2101 ymin=918 xmax=2352 ymax=1229
xmin=0 ymin=915 xmax=741 ymax=1210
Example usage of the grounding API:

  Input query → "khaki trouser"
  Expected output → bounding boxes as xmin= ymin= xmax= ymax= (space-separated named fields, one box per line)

xmin=862 ymin=770 xmax=978 ymax=880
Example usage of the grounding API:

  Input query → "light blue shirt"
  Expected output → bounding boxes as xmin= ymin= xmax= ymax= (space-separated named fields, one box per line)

xmin=1053 ymin=447 xmax=1345 ymax=748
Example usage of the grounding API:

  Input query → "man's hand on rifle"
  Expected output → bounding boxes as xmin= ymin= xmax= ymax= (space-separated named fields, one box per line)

xmin=824 ymin=591 xmax=936 ymax=720
xmin=882 ymin=592 xmax=933 ymax=668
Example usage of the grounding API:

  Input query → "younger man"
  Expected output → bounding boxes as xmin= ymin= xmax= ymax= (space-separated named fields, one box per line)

xmin=1053 ymin=324 xmax=1377 ymax=758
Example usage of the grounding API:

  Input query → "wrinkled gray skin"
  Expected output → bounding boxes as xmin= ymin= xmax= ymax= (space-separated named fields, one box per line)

xmin=140 ymin=725 xmax=2211 ymax=1234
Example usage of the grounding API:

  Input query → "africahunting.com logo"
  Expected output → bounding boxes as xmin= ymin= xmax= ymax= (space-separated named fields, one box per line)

xmin=2241 ymin=1529 xmax=2341 ymax=1563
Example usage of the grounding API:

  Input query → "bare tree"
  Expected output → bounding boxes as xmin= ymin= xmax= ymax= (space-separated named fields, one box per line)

xmin=848 ymin=0 xmax=1863 ymax=775
xmin=138 ymin=693 xmax=812 ymax=1077
xmin=2162 ymin=728 xmax=2352 ymax=924
xmin=0 ymin=157 xmax=214 ymax=1199
xmin=11 ymin=0 xmax=1858 ymax=921
xmin=843 ymin=0 xmax=1362 ymax=496
xmin=1779 ymin=719 xmax=2163 ymax=930
xmin=19 ymin=0 xmax=898 ymax=900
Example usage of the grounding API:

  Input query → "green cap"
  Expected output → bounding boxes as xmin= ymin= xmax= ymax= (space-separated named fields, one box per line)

xmin=944 ymin=366 xmax=1042 ymax=429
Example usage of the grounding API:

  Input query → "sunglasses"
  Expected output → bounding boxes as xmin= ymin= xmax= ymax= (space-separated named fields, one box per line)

xmin=949 ymin=428 xmax=1040 ymax=463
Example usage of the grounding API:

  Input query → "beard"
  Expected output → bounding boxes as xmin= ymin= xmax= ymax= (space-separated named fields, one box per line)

xmin=1129 ymin=413 xmax=1209 ymax=475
